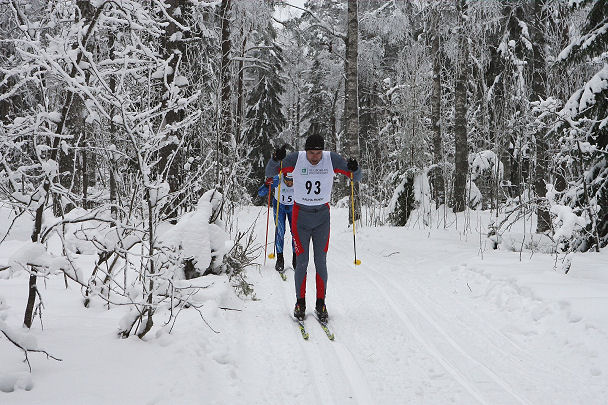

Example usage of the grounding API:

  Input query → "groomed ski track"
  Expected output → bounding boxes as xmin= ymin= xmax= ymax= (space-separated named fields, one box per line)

xmin=232 ymin=206 xmax=607 ymax=405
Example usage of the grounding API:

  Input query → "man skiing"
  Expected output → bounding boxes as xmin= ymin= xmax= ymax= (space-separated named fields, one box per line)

xmin=258 ymin=172 xmax=296 ymax=272
xmin=265 ymin=134 xmax=361 ymax=322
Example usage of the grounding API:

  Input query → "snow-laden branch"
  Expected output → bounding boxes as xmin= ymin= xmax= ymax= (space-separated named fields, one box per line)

xmin=0 ymin=328 xmax=62 ymax=373
xmin=280 ymin=2 xmax=347 ymax=41
xmin=558 ymin=20 xmax=608 ymax=62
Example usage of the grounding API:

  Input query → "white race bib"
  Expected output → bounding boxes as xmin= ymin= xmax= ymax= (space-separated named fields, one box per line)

xmin=274 ymin=180 xmax=294 ymax=206
xmin=292 ymin=151 xmax=334 ymax=205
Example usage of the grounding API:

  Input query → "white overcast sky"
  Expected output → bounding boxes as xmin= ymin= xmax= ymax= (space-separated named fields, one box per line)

xmin=273 ymin=0 xmax=306 ymax=21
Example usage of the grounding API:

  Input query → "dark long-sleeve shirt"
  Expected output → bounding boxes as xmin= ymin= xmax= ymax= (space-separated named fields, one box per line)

xmin=265 ymin=151 xmax=361 ymax=207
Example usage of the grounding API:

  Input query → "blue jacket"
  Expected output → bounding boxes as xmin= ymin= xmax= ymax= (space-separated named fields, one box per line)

xmin=258 ymin=176 xmax=293 ymax=213
xmin=258 ymin=175 xmax=280 ymax=198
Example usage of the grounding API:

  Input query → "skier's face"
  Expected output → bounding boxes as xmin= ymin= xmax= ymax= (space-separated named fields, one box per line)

xmin=284 ymin=177 xmax=293 ymax=187
xmin=306 ymin=150 xmax=323 ymax=165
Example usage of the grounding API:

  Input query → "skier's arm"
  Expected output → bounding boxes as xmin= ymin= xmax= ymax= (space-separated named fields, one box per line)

xmin=265 ymin=152 xmax=298 ymax=177
xmin=330 ymin=151 xmax=362 ymax=181
xmin=257 ymin=175 xmax=280 ymax=197
xmin=257 ymin=184 xmax=269 ymax=197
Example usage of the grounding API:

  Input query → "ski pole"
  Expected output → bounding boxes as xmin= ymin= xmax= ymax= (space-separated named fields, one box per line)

xmin=350 ymin=172 xmax=361 ymax=265
xmin=263 ymin=182 xmax=272 ymax=266
xmin=268 ymin=161 xmax=283 ymax=259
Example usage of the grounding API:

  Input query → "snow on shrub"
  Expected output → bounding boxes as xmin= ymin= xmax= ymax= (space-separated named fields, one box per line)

xmin=387 ymin=169 xmax=417 ymax=226
xmin=0 ymin=295 xmax=59 ymax=378
xmin=8 ymin=241 xmax=79 ymax=281
xmin=551 ymin=204 xmax=589 ymax=248
xmin=469 ymin=150 xmax=504 ymax=181
xmin=490 ymin=232 xmax=555 ymax=254
xmin=467 ymin=179 xmax=482 ymax=210
xmin=147 ymin=181 xmax=170 ymax=208
xmin=0 ymin=373 xmax=34 ymax=393
xmin=158 ymin=189 xmax=228 ymax=278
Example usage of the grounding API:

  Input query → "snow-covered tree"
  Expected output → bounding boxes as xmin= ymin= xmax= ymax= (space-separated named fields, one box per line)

xmin=0 ymin=0 xmax=242 ymax=339
xmin=301 ymin=58 xmax=333 ymax=142
xmin=243 ymin=24 xmax=286 ymax=194
xmin=453 ymin=0 xmax=470 ymax=213
xmin=553 ymin=0 xmax=608 ymax=250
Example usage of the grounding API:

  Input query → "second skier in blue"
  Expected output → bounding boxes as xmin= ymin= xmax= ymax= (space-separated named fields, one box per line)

xmin=258 ymin=172 xmax=296 ymax=272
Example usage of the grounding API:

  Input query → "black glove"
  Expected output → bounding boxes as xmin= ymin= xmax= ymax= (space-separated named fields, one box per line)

xmin=273 ymin=145 xmax=286 ymax=161
xmin=347 ymin=158 xmax=358 ymax=172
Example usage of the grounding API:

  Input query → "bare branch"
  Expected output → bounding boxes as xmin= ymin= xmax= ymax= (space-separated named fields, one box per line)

xmin=1 ymin=329 xmax=62 ymax=373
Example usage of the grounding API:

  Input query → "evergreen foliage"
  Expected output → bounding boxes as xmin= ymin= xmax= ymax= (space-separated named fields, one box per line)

xmin=388 ymin=170 xmax=417 ymax=227
xmin=302 ymin=58 xmax=332 ymax=140
xmin=554 ymin=1 xmax=608 ymax=250
xmin=243 ymin=24 xmax=287 ymax=197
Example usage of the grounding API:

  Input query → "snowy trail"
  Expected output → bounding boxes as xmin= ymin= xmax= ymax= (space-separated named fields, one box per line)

xmin=2 ymin=205 xmax=607 ymax=405
xmin=276 ymin=266 xmax=374 ymax=405
xmin=362 ymin=265 xmax=530 ymax=405
xmin=278 ymin=271 xmax=337 ymax=405
xmin=265 ymin=207 xmax=607 ymax=405
xmin=375 ymin=240 xmax=606 ymax=403
xmin=327 ymin=243 xmax=489 ymax=404
xmin=390 ymin=265 xmax=601 ymax=404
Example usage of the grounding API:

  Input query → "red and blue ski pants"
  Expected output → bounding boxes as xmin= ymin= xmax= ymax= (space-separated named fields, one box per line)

xmin=292 ymin=203 xmax=330 ymax=300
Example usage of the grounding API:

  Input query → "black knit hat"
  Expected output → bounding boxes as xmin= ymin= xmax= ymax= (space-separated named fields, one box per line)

xmin=304 ymin=134 xmax=324 ymax=151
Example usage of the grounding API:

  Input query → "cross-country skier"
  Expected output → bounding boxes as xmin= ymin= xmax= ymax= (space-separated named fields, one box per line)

xmin=265 ymin=134 xmax=361 ymax=322
xmin=258 ymin=172 xmax=296 ymax=272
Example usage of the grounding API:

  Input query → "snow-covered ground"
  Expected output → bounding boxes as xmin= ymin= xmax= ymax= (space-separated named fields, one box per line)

xmin=1 ymin=205 xmax=607 ymax=404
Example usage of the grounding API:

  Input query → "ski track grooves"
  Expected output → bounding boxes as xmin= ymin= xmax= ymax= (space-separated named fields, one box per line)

xmin=362 ymin=266 xmax=532 ymax=405
xmin=359 ymin=245 xmax=597 ymax=403
xmin=402 ymin=267 xmax=594 ymax=396
xmin=279 ymin=270 xmax=338 ymax=405
xmin=277 ymin=268 xmax=373 ymax=404
xmin=313 ymin=321 xmax=376 ymax=405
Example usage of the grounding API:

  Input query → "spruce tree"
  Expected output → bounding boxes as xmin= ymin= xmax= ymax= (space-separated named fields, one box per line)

xmin=302 ymin=58 xmax=332 ymax=140
xmin=243 ymin=25 xmax=286 ymax=197
xmin=557 ymin=1 xmax=608 ymax=249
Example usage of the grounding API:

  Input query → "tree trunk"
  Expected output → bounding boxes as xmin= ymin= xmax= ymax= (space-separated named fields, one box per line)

xmin=430 ymin=8 xmax=445 ymax=207
xmin=344 ymin=0 xmax=359 ymax=158
xmin=236 ymin=29 xmax=247 ymax=145
xmin=54 ymin=1 xmax=101 ymax=158
xmin=158 ymin=0 xmax=187 ymax=221
xmin=137 ymin=197 xmax=156 ymax=339
xmin=530 ymin=0 xmax=551 ymax=233
xmin=108 ymin=30 xmax=118 ymax=221
xmin=431 ymin=10 xmax=442 ymax=166
xmin=344 ymin=0 xmax=360 ymax=222
xmin=453 ymin=0 xmax=469 ymax=213
xmin=296 ymin=93 xmax=301 ymax=150
xmin=82 ymin=142 xmax=88 ymax=209
xmin=23 ymin=1 xmax=102 ymax=328
xmin=23 ymin=181 xmax=49 ymax=328
xmin=58 ymin=0 xmax=97 ymax=214
xmin=330 ymin=85 xmax=340 ymax=151
xmin=217 ymin=0 xmax=232 ymax=185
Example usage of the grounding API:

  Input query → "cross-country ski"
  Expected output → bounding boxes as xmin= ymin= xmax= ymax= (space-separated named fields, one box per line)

xmin=295 ymin=318 xmax=310 ymax=340
xmin=314 ymin=316 xmax=335 ymax=341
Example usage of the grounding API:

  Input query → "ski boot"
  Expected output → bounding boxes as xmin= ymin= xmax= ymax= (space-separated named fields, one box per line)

xmin=294 ymin=298 xmax=306 ymax=320
xmin=275 ymin=252 xmax=284 ymax=273
xmin=315 ymin=298 xmax=329 ymax=323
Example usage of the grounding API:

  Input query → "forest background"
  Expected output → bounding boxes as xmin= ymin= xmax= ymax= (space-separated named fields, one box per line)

xmin=0 ymin=0 xmax=607 ymax=359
